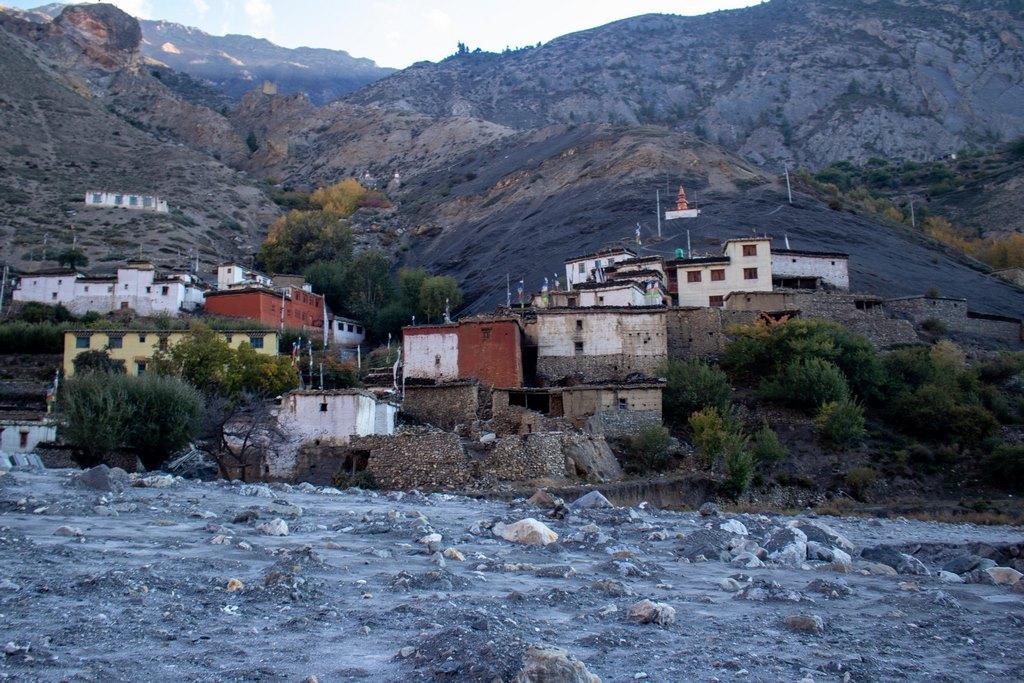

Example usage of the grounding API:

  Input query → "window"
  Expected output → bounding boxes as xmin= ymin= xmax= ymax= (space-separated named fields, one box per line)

xmin=709 ymin=295 xmax=724 ymax=308
xmin=597 ymin=296 xmax=604 ymax=304
xmin=574 ymin=341 xmax=584 ymax=355
xmin=320 ymin=402 xmax=328 ymax=412
xmin=19 ymin=431 xmax=29 ymax=449
xmin=710 ymin=269 xmax=725 ymax=282
xmin=595 ymin=259 xmax=602 ymax=269
xmin=107 ymin=336 xmax=123 ymax=349
xmin=347 ymin=324 xmax=354 ymax=332
xmin=743 ymin=268 xmax=758 ymax=280
xmin=120 ymin=302 xmax=129 ymax=310
xmin=75 ymin=336 xmax=90 ymax=349
xmin=434 ymin=354 xmax=441 ymax=367
xmin=618 ymin=398 xmax=628 ymax=411
xmin=578 ymin=262 xmax=585 ymax=274
xmin=158 ymin=337 xmax=169 ymax=351
xmin=114 ymin=194 xmax=123 ymax=205
xmin=161 ymin=286 xmax=169 ymax=295
xmin=129 ymin=195 xmax=138 ymax=206
xmin=224 ymin=335 xmax=233 ymax=344
xmin=84 ymin=286 xmax=89 ymax=292
xmin=249 ymin=335 xmax=264 ymax=349
xmin=575 ymin=319 xmax=583 ymax=330
xmin=138 ymin=334 xmax=146 ymax=343
xmin=481 ymin=327 xmax=492 ymax=340
xmin=123 ymin=284 xmax=129 ymax=290
xmin=687 ymin=271 xmax=702 ymax=283
xmin=92 ymin=193 xmax=102 ymax=203
xmin=145 ymin=286 xmax=151 ymax=293
xmin=742 ymin=244 xmax=758 ymax=256
xmin=355 ymin=326 xmax=362 ymax=334
xmin=136 ymin=361 xmax=147 ymax=375
xmin=107 ymin=286 xmax=113 ymax=293
xmin=143 ymin=196 xmax=153 ymax=208
xmin=51 ymin=292 xmax=57 ymax=300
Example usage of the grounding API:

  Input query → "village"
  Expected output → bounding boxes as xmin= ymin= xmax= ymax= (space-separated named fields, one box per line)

xmin=1 ymin=186 xmax=1021 ymax=494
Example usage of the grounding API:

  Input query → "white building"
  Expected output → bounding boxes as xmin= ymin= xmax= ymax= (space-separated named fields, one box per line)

xmin=669 ymin=237 xmax=773 ymax=308
xmin=332 ymin=316 xmax=366 ymax=348
xmin=564 ymin=247 xmax=636 ymax=289
xmin=262 ymin=390 xmax=397 ymax=480
xmin=84 ymin=191 xmax=168 ymax=213
xmin=402 ymin=323 xmax=459 ymax=382
xmin=574 ymin=281 xmax=651 ymax=307
xmin=771 ymin=249 xmax=850 ymax=290
xmin=14 ymin=261 xmax=206 ymax=316
xmin=217 ymin=263 xmax=272 ymax=291
xmin=0 ymin=418 xmax=56 ymax=454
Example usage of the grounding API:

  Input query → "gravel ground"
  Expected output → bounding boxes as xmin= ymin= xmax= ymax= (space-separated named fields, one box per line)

xmin=1 ymin=467 xmax=1023 ymax=682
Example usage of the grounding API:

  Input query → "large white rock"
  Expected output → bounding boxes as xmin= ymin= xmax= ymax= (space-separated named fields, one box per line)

xmin=719 ymin=519 xmax=749 ymax=536
xmin=256 ymin=518 xmax=288 ymax=536
xmin=493 ymin=518 xmax=558 ymax=546
xmin=513 ymin=646 xmax=600 ymax=683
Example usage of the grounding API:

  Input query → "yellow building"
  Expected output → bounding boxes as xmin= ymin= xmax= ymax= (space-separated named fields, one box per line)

xmin=63 ymin=329 xmax=280 ymax=377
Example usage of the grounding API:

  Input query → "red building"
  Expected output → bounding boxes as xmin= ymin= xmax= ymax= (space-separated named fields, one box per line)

xmin=402 ymin=316 xmax=524 ymax=387
xmin=204 ymin=286 xmax=325 ymax=333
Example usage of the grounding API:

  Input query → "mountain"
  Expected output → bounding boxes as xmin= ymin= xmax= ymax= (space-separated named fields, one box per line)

xmin=348 ymin=0 xmax=1024 ymax=168
xmin=0 ymin=4 xmax=278 ymax=273
xmin=138 ymin=20 xmax=395 ymax=104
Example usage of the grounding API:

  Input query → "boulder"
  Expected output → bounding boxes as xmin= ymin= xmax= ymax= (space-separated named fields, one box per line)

xmin=783 ymin=613 xmax=825 ymax=635
xmin=699 ymin=502 xmax=720 ymax=517
xmin=571 ymin=490 xmax=614 ymax=509
xmin=256 ymin=518 xmax=288 ymax=536
xmin=680 ymin=528 xmax=732 ymax=561
xmin=765 ymin=527 xmax=808 ymax=566
xmin=493 ymin=518 xmax=558 ymax=546
xmin=730 ymin=552 xmax=765 ymax=569
xmin=937 ymin=570 xmax=964 ymax=584
xmin=790 ymin=520 xmax=855 ymax=553
xmin=719 ymin=519 xmax=748 ymax=536
xmin=528 ymin=490 xmax=561 ymax=509
xmin=133 ymin=474 xmax=176 ymax=488
xmin=943 ymin=555 xmax=995 ymax=575
xmin=627 ymin=599 xmax=676 ymax=625
xmin=54 ymin=525 xmax=84 ymax=537
xmin=513 ymin=646 xmax=600 ymax=683
xmin=73 ymin=465 xmax=128 ymax=492
xmin=860 ymin=547 xmax=930 ymax=576
xmin=985 ymin=566 xmax=1022 ymax=586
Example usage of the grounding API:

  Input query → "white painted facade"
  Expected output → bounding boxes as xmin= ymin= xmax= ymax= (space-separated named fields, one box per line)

xmin=332 ymin=317 xmax=366 ymax=348
xmin=576 ymin=282 xmax=649 ymax=307
xmin=564 ymin=248 xmax=636 ymax=289
xmin=85 ymin=191 xmax=168 ymax=213
xmin=771 ymin=250 xmax=850 ymax=290
xmin=672 ymin=238 xmax=773 ymax=307
xmin=217 ymin=263 xmax=272 ymax=291
xmin=0 ymin=419 xmax=56 ymax=454
xmin=264 ymin=391 xmax=397 ymax=480
xmin=535 ymin=310 xmax=667 ymax=359
xmin=402 ymin=327 xmax=459 ymax=382
xmin=14 ymin=262 xmax=205 ymax=316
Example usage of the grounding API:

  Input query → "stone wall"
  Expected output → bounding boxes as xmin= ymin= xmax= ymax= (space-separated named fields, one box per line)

xmin=534 ymin=309 xmax=666 ymax=382
xmin=401 ymin=383 xmax=479 ymax=429
xmin=884 ymin=296 xmax=969 ymax=329
xmin=366 ymin=432 xmax=473 ymax=490
xmin=965 ymin=312 xmax=1023 ymax=344
xmin=665 ymin=308 xmax=758 ymax=358
xmin=586 ymin=410 xmax=663 ymax=440
xmin=536 ymin=353 xmax=663 ymax=383
xmin=485 ymin=433 xmax=566 ymax=481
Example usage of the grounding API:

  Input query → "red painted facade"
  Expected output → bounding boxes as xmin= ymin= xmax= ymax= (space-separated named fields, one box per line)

xmin=204 ymin=287 xmax=325 ymax=332
xmin=456 ymin=318 xmax=523 ymax=388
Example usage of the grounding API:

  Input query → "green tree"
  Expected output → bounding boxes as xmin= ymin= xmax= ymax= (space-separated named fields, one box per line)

xmin=751 ymin=422 xmax=787 ymax=465
xmin=419 ymin=275 xmax=463 ymax=322
xmin=304 ymin=260 xmax=349 ymax=313
xmin=57 ymin=247 xmax=88 ymax=269
xmin=661 ymin=359 xmax=731 ymax=423
xmin=59 ymin=372 xmax=132 ymax=466
xmin=257 ymin=211 xmax=353 ymax=274
xmin=343 ymin=250 xmax=394 ymax=325
xmin=73 ymin=349 xmax=123 ymax=375
xmin=398 ymin=267 xmax=429 ymax=317
xmin=816 ymin=399 xmax=867 ymax=446
xmin=760 ymin=357 xmax=850 ymax=410
xmin=123 ymin=374 xmax=204 ymax=469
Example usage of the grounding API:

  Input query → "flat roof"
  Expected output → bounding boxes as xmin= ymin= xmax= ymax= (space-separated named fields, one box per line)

xmin=573 ymin=281 xmax=642 ymax=291
xmin=495 ymin=382 xmax=665 ymax=392
xmin=668 ymin=257 xmax=731 ymax=267
xmin=66 ymin=328 xmax=276 ymax=334
xmin=534 ymin=305 xmax=666 ymax=314
xmin=564 ymin=247 xmax=636 ymax=263
xmin=723 ymin=237 xmax=772 ymax=244
xmin=773 ymin=249 xmax=849 ymax=259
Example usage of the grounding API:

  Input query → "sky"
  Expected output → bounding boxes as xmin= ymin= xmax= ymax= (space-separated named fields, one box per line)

xmin=7 ymin=0 xmax=761 ymax=68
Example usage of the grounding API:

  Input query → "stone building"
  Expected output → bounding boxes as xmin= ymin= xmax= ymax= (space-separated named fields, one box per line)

xmin=564 ymin=247 xmax=636 ymax=289
xmin=665 ymin=307 xmax=760 ymax=358
xmin=530 ymin=307 xmax=667 ymax=382
xmin=885 ymin=296 xmax=1022 ymax=344
xmin=203 ymin=286 xmax=327 ymax=336
xmin=63 ymin=329 xmax=279 ymax=377
xmin=14 ymin=261 xmax=205 ymax=316
xmin=216 ymin=263 xmax=273 ymax=291
xmin=492 ymin=382 xmax=663 ymax=437
xmin=771 ymin=249 xmax=850 ymax=290
xmin=401 ymin=382 xmax=479 ymax=430
xmin=667 ymin=237 xmax=773 ymax=308
xmin=402 ymin=316 xmax=524 ymax=387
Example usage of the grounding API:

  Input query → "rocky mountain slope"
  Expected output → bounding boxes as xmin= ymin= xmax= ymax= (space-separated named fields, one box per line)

xmin=24 ymin=2 xmax=395 ymax=103
xmin=349 ymin=0 xmax=1024 ymax=168
xmin=0 ymin=4 xmax=278 ymax=273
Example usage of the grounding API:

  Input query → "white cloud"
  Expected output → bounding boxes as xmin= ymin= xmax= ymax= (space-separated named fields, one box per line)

xmin=192 ymin=0 xmax=210 ymax=15
xmin=89 ymin=0 xmax=153 ymax=19
xmin=244 ymin=0 xmax=274 ymax=35
xmin=425 ymin=8 xmax=452 ymax=31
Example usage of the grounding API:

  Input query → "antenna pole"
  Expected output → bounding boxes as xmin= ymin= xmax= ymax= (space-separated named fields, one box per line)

xmin=686 ymin=230 xmax=691 ymax=255
xmin=909 ymin=199 xmax=916 ymax=229
xmin=784 ymin=163 xmax=793 ymax=205
xmin=0 ymin=264 xmax=8 ymax=315
xmin=656 ymin=189 xmax=662 ymax=238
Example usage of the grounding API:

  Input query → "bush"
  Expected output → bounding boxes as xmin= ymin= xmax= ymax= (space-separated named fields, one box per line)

xmin=761 ymin=358 xmax=849 ymax=410
xmin=981 ymin=444 xmax=1024 ymax=493
xmin=662 ymin=359 xmax=731 ymax=423
xmin=332 ymin=470 xmax=378 ymax=490
xmin=72 ymin=349 xmax=124 ymax=375
xmin=0 ymin=322 xmax=67 ymax=354
xmin=751 ymin=422 xmax=787 ymax=465
xmin=689 ymin=407 xmax=729 ymax=467
xmin=60 ymin=373 xmax=203 ymax=469
xmin=626 ymin=424 xmax=672 ymax=473
xmin=921 ymin=317 xmax=947 ymax=335
xmin=816 ymin=399 xmax=867 ymax=446
xmin=14 ymin=302 xmax=74 ymax=323
xmin=721 ymin=434 xmax=754 ymax=498
xmin=845 ymin=466 xmax=877 ymax=501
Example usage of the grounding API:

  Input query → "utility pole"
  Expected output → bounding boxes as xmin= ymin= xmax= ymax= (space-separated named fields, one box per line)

xmin=784 ymin=164 xmax=793 ymax=205
xmin=656 ymin=189 xmax=662 ymax=238
xmin=686 ymin=230 xmax=691 ymax=256
xmin=909 ymin=199 xmax=916 ymax=229
xmin=0 ymin=264 xmax=8 ymax=315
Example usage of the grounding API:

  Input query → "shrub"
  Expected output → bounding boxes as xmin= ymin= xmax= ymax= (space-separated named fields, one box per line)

xmin=689 ymin=407 xmax=728 ymax=467
xmin=816 ymin=399 xmax=867 ymax=446
xmin=0 ymin=322 xmax=67 ymax=354
xmin=921 ymin=317 xmax=947 ymax=335
xmin=981 ymin=444 xmax=1024 ymax=493
xmin=59 ymin=373 xmax=203 ymax=469
xmin=332 ymin=470 xmax=378 ymax=490
xmin=721 ymin=432 xmax=753 ymax=498
xmin=626 ymin=424 xmax=673 ymax=473
xmin=845 ymin=466 xmax=877 ymax=501
xmin=761 ymin=358 xmax=849 ymax=410
xmin=751 ymin=422 xmax=787 ymax=465
xmin=72 ymin=349 xmax=123 ymax=375
xmin=662 ymin=359 xmax=731 ymax=423
xmin=15 ymin=302 xmax=74 ymax=323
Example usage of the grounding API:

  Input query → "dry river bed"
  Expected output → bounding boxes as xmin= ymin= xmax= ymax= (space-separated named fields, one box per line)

xmin=1 ymin=467 xmax=1023 ymax=682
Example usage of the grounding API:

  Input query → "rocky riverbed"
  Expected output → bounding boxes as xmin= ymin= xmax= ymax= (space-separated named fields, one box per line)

xmin=1 ymin=466 xmax=1023 ymax=682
